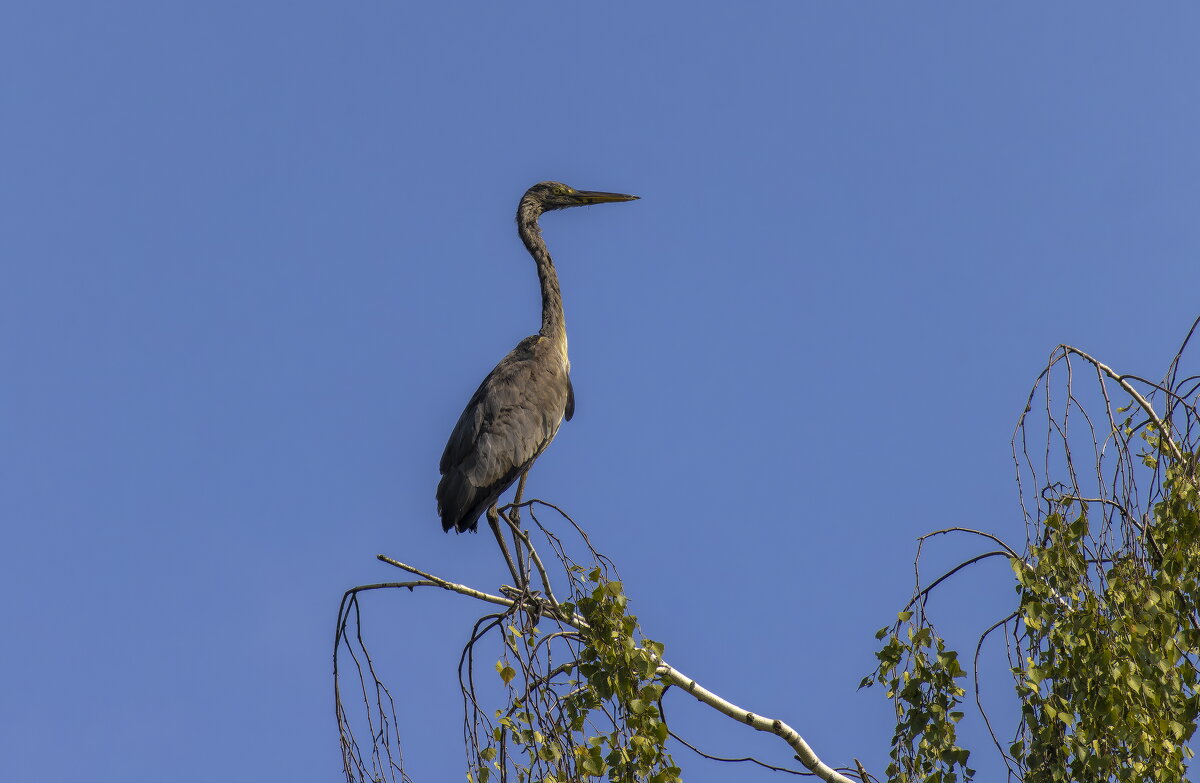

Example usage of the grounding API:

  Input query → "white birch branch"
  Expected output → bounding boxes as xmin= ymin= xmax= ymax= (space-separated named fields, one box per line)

xmin=655 ymin=662 xmax=855 ymax=783
xmin=376 ymin=554 xmax=857 ymax=783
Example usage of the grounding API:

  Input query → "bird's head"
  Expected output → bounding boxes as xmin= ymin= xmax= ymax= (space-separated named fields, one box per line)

xmin=521 ymin=181 xmax=639 ymax=214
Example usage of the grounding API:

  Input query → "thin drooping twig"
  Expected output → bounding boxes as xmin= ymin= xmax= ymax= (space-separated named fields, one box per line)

xmin=973 ymin=611 xmax=1020 ymax=778
xmin=515 ymin=498 xmax=618 ymax=576
xmin=459 ymin=612 xmax=507 ymax=761
xmin=917 ymin=527 xmax=1022 ymax=560
xmin=911 ymin=527 xmax=1077 ymax=612
xmin=1166 ymin=315 xmax=1200 ymax=394
xmin=901 ymin=551 xmax=1012 ymax=614
xmin=335 ymin=584 xmax=421 ymax=783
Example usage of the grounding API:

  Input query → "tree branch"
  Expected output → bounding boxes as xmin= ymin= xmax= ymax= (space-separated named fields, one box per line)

xmin=657 ymin=689 xmax=812 ymax=776
xmin=375 ymin=555 xmax=517 ymax=610
xmin=654 ymin=661 xmax=855 ymax=783
xmin=1060 ymin=344 xmax=1185 ymax=463
xmin=902 ymin=550 xmax=1011 ymax=613
xmin=372 ymin=554 xmax=857 ymax=783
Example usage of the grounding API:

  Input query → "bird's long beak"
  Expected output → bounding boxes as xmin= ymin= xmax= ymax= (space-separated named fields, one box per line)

xmin=571 ymin=190 xmax=640 ymax=205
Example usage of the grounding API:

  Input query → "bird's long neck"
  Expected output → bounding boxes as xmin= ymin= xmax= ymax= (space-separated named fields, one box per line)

xmin=517 ymin=200 xmax=567 ymax=360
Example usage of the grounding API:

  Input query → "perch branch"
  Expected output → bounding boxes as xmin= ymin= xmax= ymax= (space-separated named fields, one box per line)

xmin=376 ymin=555 xmax=515 ymax=610
xmin=372 ymin=554 xmax=856 ymax=783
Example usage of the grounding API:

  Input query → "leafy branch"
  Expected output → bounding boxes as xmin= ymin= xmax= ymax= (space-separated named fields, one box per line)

xmin=865 ymin=317 xmax=1200 ymax=782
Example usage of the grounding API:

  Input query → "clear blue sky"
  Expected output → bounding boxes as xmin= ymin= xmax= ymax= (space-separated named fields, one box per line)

xmin=4 ymin=4 xmax=1199 ymax=781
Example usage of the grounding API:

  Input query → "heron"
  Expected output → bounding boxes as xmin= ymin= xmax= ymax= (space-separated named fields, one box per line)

xmin=436 ymin=182 xmax=638 ymax=581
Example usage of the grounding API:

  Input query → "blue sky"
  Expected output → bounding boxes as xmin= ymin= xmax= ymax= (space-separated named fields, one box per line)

xmin=4 ymin=4 xmax=1199 ymax=781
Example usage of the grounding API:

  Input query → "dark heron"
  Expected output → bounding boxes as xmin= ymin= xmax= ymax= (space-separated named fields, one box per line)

xmin=437 ymin=182 xmax=638 ymax=575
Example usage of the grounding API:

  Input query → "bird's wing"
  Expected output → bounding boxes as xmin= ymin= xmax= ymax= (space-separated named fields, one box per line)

xmin=565 ymin=375 xmax=574 ymax=422
xmin=438 ymin=337 xmax=571 ymax=531
xmin=439 ymin=369 xmax=495 ymax=476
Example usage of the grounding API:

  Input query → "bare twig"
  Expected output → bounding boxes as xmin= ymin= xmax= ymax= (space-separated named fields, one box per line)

xmin=853 ymin=758 xmax=876 ymax=783
xmin=901 ymin=551 xmax=1012 ymax=614
xmin=916 ymin=527 xmax=1021 ymax=560
xmin=973 ymin=611 xmax=1020 ymax=777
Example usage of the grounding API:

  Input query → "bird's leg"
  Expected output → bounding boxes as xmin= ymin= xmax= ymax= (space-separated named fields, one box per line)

xmin=510 ymin=471 xmax=531 ymax=587
xmin=512 ymin=471 xmax=530 ymax=516
xmin=487 ymin=505 xmax=523 ymax=590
